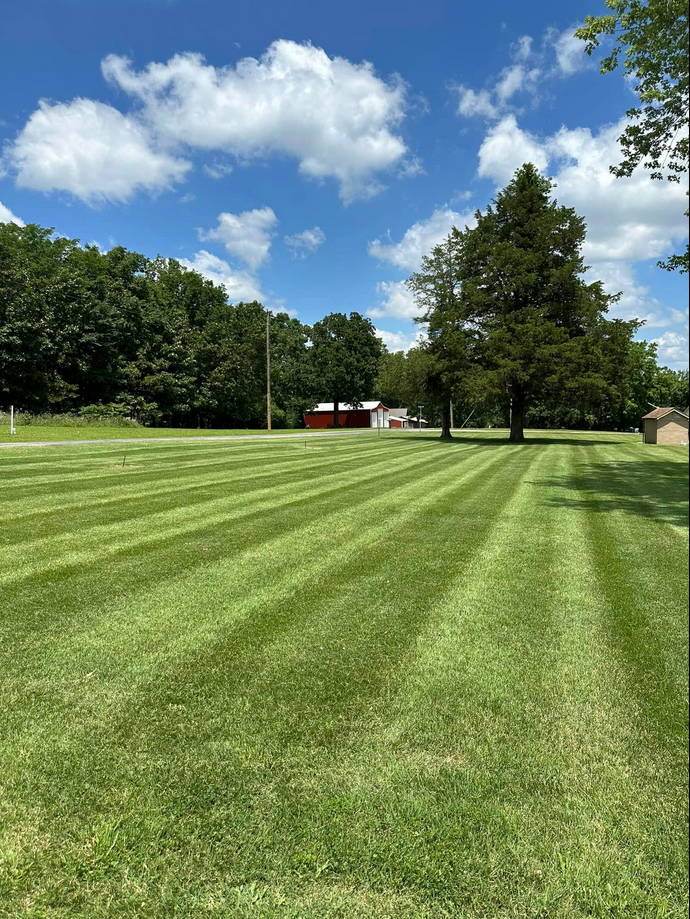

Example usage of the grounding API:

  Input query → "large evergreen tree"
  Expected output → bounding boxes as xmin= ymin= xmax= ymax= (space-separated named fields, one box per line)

xmin=410 ymin=164 xmax=615 ymax=442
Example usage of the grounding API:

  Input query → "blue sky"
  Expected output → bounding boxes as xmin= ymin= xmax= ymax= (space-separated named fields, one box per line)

xmin=1 ymin=0 xmax=687 ymax=367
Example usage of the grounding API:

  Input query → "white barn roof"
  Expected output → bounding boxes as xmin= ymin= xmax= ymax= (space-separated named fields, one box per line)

xmin=309 ymin=402 xmax=387 ymax=412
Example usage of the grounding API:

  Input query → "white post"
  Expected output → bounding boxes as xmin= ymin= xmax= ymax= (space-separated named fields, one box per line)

xmin=10 ymin=405 xmax=16 ymax=436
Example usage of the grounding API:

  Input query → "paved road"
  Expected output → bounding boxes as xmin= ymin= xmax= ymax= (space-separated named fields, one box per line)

xmin=0 ymin=428 xmax=398 ymax=449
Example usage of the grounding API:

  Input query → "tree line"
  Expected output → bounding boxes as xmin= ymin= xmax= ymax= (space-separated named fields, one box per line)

xmin=0 ymin=222 xmax=381 ymax=428
xmin=1 ymin=184 xmax=686 ymax=436
xmin=393 ymin=164 xmax=687 ymax=440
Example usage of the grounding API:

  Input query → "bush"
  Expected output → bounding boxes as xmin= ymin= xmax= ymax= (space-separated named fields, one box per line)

xmin=0 ymin=409 xmax=141 ymax=428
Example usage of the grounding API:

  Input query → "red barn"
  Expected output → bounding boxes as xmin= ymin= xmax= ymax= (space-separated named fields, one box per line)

xmin=304 ymin=402 xmax=390 ymax=429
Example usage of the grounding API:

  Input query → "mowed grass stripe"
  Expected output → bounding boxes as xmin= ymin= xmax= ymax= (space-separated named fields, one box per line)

xmin=0 ymin=433 xmax=686 ymax=919
xmin=0 ymin=443 xmax=539 ymax=916
xmin=0 ymin=437 xmax=422 ymax=508
xmin=552 ymin=449 xmax=689 ymax=915
xmin=576 ymin=444 xmax=688 ymax=742
xmin=0 ymin=440 xmax=466 ymax=584
xmin=0 ymin=443 xmax=510 ymax=748
xmin=0 ymin=440 xmax=452 ymax=547
xmin=300 ymin=440 xmax=686 ymax=916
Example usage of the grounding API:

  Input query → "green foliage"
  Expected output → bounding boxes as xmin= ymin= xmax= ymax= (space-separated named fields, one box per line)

xmin=0 ymin=409 xmax=140 ymax=428
xmin=577 ymin=0 xmax=689 ymax=272
xmin=310 ymin=312 xmax=383 ymax=423
xmin=0 ymin=222 xmax=317 ymax=428
xmin=375 ymin=349 xmax=434 ymax=412
xmin=409 ymin=165 xmax=616 ymax=440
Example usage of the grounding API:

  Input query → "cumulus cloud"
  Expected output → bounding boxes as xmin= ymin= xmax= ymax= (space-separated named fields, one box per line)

xmin=652 ymin=331 xmax=689 ymax=368
xmin=476 ymin=114 xmax=688 ymax=345
xmin=368 ymin=206 xmax=474 ymax=272
xmin=199 ymin=207 xmax=278 ymax=271
xmin=456 ymin=25 xmax=590 ymax=122
xmin=179 ymin=250 xmax=265 ymax=303
xmin=375 ymin=327 xmax=425 ymax=353
xmin=368 ymin=280 xmax=418 ymax=321
xmin=102 ymin=41 xmax=409 ymax=202
xmin=456 ymin=88 xmax=498 ymax=119
xmin=7 ymin=99 xmax=190 ymax=203
xmin=477 ymin=116 xmax=688 ymax=264
xmin=588 ymin=260 xmax=678 ymax=327
xmin=0 ymin=201 xmax=24 ymax=225
xmin=544 ymin=120 xmax=687 ymax=263
xmin=477 ymin=115 xmax=549 ymax=185
xmin=548 ymin=25 xmax=590 ymax=76
xmin=513 ymin=35 xmax=533 ymax=62
xmin=284 ymin=226 xmax=326 ymax=258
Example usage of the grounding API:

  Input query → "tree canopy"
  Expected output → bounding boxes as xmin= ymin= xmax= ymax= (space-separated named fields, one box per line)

xmin=410 ymin=164 xmax=635 ymax=441
xmin=1 ymin=215 xmax=684 ymax=435
xmin=0 ymin=222 xmax=321 ymax=428
xmin=577 ymin=0 xmax=689 ymax=272
xmin=309 ymin=312 xmax=383 ymax=425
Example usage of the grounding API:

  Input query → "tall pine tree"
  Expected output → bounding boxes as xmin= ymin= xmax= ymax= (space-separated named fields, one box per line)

xmin=410 ymin=164 xmax=615 ymax=441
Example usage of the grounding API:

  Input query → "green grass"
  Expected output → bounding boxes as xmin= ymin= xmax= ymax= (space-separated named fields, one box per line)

xmin=0 ymin=431 xmax=687 ymax=918
xmin=0 ymin=426 xmax=335 ymax=443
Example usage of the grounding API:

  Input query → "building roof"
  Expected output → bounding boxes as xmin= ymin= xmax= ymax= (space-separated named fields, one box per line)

xmin=388 ymin=408 xmax=409 ymax=417
xmin=641 ymin=407 xmax=690 ymax=421
xmin=307 ymin=401 xmax=387 ymax=413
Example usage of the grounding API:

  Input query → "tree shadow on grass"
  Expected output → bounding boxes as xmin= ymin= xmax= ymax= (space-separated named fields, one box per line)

xmin=536 ymin=459 xmax=689 ymax=527
xmin=397 ymin=433 xmax=629 ymax=447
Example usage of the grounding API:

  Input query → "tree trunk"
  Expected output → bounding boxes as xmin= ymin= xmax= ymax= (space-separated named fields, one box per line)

xmin=440 ymin=401 xmax=453 ymax=439
xmin=509 ymin=391 xmax=526 ymax=442
xmin=333 ymin=399 xmax=340 ymax=428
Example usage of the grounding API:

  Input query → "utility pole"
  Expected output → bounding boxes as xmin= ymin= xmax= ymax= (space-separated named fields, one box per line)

xmin=450 ymin=401 xmax=454 ymax=431
xmin=418 ymin=404 xmax=424 ymax=432
xmin=266 ymin=309 xmax=272 ymax=432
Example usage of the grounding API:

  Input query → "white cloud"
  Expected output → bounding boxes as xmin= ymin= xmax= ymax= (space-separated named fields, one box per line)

xmin=368 ymin=206 xmax=474 ymax=272
xmin=455 ymin=33 xmax=540 ymax=119
xmin=544 ymin=120 xmax=687 ymax=263
xmin=284 ymin=226 xmax=326 ymax=258
xmin=494 ymin=64 xmax=539 ymax=104
xmin=477 ymin=116 xmax=687 ymax=263
xmin=588 ymin=261 xmax=675 ymax=326
xmin=202 ymin=160 xmax=234 ymax=179
xmin=476 ymin=115 xmax=688 ymax=339
xmin=456 ymin=25 xmax=591 ymax=122
xmin=102 ymin=41 xmax=409 ymax=202
xmin=199 ymin=207 xmax=278 ymax=271
xmin=179 ymin=250 xmax=265 ymax=303
xmin=513 ymin=35 xmax=533 ymax=62
xmin=0 ymin=201 xmax=24 ymax=225
xmin=375 ymin=327 xmax=424 ymax=353
xmin=549 ymin=25 xmax=589 ymax=76
xmin=7 ymin=98 xmax=190 ymax=203
xmin=398 ymin=156 xmax=426 ymax=178
xmin=368 ymin=280 xmax=418 ymax=321
xmin=456 ymin=87 xmax=498 ymax=119
xmin=652 ymin=331 xmax=689 ymax=368
xmin=477 ymin=115 xmax=549 ymax=185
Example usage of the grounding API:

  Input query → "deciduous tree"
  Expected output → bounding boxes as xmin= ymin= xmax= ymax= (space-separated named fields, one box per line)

xmin=309 ymin=312 xmax=383 ymax=425
xmin=577 ymin=0 xmax=689 ymax=272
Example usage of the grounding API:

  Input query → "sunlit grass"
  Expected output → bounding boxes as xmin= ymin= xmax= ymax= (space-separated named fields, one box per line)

xmin=0 ymin=432 xmax=687 ymax=917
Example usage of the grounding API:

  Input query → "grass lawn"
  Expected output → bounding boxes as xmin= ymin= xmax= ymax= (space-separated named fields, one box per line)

xmin=0 ymin=431 xmax=687 ymax=918
xmin=0 ymin=425 xmax=320 ymax=444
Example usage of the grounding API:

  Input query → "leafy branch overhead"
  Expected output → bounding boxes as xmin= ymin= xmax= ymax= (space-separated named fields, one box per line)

xmin=577 ymin=0 xmax=689 ymax=272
